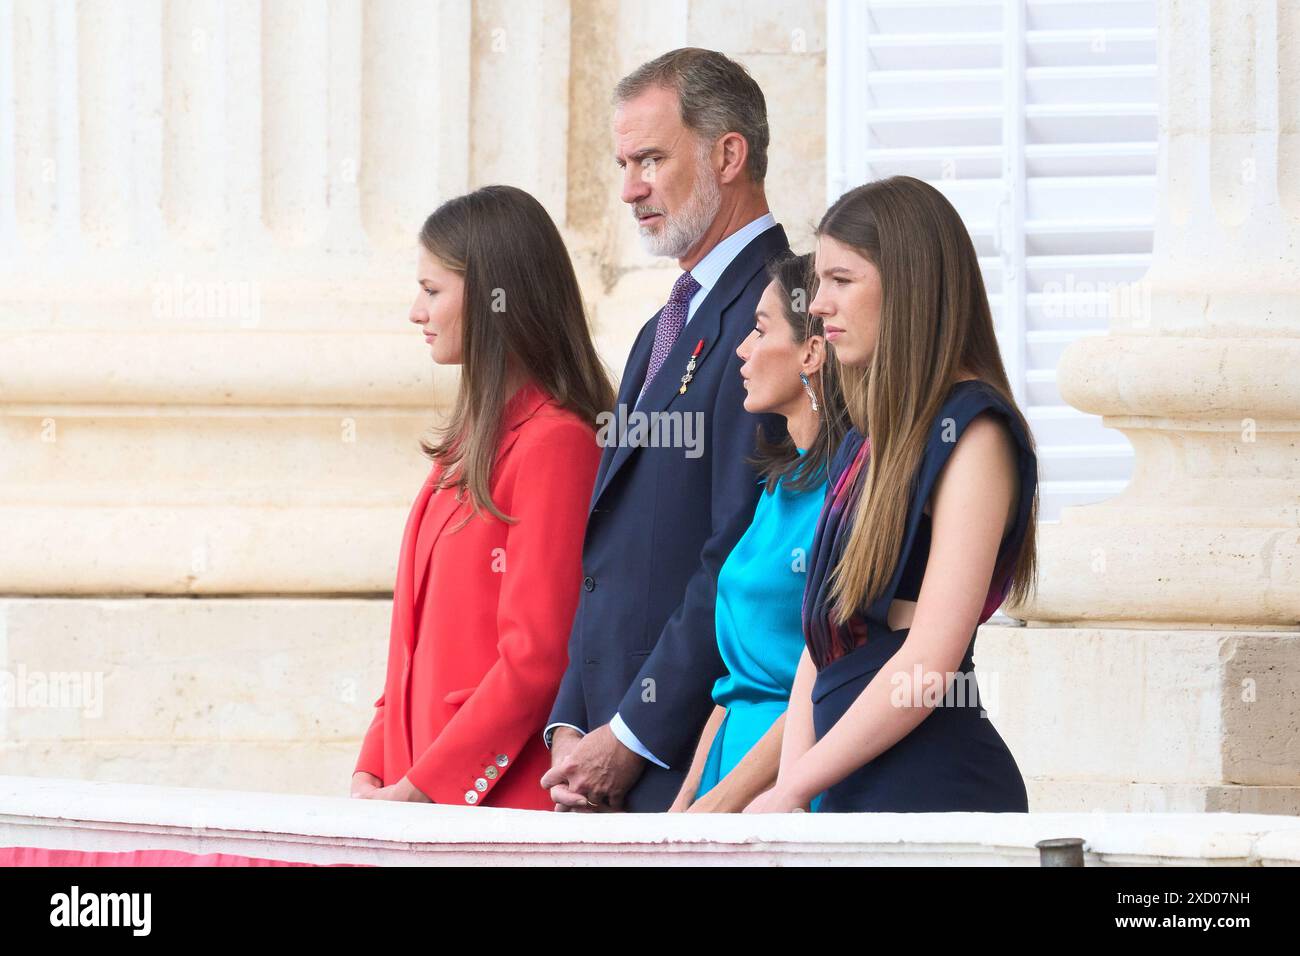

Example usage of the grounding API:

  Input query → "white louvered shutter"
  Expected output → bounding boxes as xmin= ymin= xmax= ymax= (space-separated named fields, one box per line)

xmin=827 ymin=0 xmax=1156 ymax=521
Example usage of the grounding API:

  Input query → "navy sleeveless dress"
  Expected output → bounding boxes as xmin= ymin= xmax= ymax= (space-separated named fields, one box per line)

xmin=801 ymin=380 xmax=1035 ymax=813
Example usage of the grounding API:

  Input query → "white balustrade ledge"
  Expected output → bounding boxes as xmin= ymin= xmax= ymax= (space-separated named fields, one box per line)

xmin=2 ymin=776 xmax=1299 ymax=866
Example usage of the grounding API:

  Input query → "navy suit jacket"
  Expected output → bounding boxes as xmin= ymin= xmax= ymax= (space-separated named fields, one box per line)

xmin=548 ymin=222 xmax=790 ymax=811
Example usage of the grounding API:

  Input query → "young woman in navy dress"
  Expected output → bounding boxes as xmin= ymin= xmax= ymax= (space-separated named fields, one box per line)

xmin=745 ymin=176 xmax=1038 ymax=814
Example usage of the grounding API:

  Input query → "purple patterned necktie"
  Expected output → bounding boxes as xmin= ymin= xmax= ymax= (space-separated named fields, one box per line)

xmin=639 ymin=270 xmax=701 ymax=403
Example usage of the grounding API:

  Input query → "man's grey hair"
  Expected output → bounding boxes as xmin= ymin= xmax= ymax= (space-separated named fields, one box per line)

xmin=614 ymin=47 xmax=770 ymax=184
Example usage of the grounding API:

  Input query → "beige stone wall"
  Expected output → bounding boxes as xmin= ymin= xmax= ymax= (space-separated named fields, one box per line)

xmin=0 ymin=598 xmax=389 ymax=795
xmin=0 ymin=0 xmax=825 ymax=793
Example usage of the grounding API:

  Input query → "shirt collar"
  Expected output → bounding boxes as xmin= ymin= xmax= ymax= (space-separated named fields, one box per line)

xmin=687 ymin=212 xmax=778 ymax=295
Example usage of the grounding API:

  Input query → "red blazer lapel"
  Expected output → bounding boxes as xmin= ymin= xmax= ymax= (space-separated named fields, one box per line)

xmin=393 ymin=474 xmax=437 ymax=631
xmin=410 ymin=479 xmax=463 ymax=635
xmin=407 ymin=381 xmax=555 ymax=647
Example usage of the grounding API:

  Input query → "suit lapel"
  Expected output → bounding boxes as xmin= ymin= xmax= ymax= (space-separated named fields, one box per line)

xmin=408 ymin=477 xmax=464 ymax=641
xmin=593 ymin=224 xmax=788 ymax=504
xmin=592 ymin=321 xmax=655 ymax=497
xmin=408 ymin=383 xmax=550 ymax=646
xmin=595 ymin=308 xmax=721 ymax=501
xmin=398 ymin=476 xmax=439 ymax=653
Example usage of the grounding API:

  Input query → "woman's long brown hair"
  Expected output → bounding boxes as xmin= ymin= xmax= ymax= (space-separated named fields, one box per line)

xmin=821 ymin=176 xmax=1038 ymax=626
xmin=418 ymin=184 xmax=615 ymax=523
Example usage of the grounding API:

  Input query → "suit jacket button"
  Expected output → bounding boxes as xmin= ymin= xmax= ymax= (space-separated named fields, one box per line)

xmin=474 ymin=778 xmax=488 ymax=792
xmin=464 ymin=790 xmax=478 ymax=804
xmin=495 ymin=754 xmax=509 ymax=768
xmin=583 ymin=576 xmax=595 ymax=592
xmin=485 ymin=766 xmax=498 ymax=779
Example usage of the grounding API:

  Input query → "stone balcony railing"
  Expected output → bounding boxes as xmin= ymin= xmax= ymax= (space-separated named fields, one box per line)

xmin=2 ymin=776 xmax=1300 ymax=866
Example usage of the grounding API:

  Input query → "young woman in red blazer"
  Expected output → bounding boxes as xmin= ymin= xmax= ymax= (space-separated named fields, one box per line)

xmin=352 ymin=185 xmax=614 ymax=809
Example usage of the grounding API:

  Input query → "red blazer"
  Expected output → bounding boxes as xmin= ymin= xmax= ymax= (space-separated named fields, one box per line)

xmin=355 ymin=381 xmax=600 ymax=808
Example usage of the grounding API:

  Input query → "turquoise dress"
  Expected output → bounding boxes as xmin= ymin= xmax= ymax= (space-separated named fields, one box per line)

xmin=696 ymin=449 xmax=826 ymax=810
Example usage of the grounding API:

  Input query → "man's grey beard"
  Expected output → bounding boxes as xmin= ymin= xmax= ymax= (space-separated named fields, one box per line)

xmin=636 ymin=160 xmax=722 ymax=259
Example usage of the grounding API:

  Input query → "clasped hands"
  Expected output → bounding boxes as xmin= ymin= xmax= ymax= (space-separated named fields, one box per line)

xmin=540 ymin=724 xmax=646 ymax=811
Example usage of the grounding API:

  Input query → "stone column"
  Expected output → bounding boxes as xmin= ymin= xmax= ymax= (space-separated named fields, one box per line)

xmin=981 ymin=0 xmax=1300 ymax=813
xmin=0 ymin=0 xmax=477 ymax=595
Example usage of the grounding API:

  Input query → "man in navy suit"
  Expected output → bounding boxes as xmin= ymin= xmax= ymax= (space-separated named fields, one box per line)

xmin=541 ymin=48 xmax=790 ymax=812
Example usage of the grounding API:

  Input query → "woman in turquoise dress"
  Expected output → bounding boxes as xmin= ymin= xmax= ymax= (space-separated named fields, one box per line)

xmin=669 ymin=252 xmax=849 ymax=813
